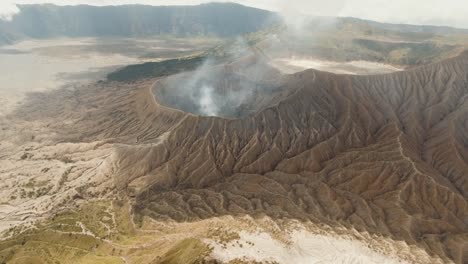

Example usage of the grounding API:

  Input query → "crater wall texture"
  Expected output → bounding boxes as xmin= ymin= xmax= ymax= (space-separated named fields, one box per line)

xmin=15 ymin=51 xmax=468 ymax=263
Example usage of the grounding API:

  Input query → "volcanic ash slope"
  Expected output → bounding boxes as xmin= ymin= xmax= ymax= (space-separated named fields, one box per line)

xmin=138 ymin=52 xmax=467 ymax=263
xmin=11 ymin=51 xmax=468 ymax=263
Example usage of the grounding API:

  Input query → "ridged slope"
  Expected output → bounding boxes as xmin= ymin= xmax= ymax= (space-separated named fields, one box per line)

xmin=14 ymin=51 xmax=468 ymax=263
xmin=134 ymin=52 xmax=467 ymax=263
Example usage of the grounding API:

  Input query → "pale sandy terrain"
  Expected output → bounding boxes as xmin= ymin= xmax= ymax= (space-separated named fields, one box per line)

xmin=0 ymin=39 xmax=140 ymax=115
xmin=0 ymin=37 xmax=218 ymax=115
xmin=194 ymin=217 xmax=443 ymax=264
xmin=271 ymin=57 xmax=402 ymax=75
xmin=139 ymin=216 xmax=444 ymax=264
xmin=209 ymin=230 xmax=407 ymax=264
xmin=0 ymin=37 xmax=213 ymax=235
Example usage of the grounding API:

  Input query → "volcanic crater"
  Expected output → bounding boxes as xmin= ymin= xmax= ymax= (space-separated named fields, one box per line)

xmin=152 ymin=57 xmax=293 ymax=118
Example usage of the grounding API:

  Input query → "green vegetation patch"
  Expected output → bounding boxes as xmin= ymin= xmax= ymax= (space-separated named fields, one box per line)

xmin=106 ymin=27 xmax=273 ymax=82
xmin=0 ymin=200 xmax=124 ymax=264
xmin=107 ymin=55 xmax=207 ymax=82
xmin=159 ymin=238 xmax=212 ymax=264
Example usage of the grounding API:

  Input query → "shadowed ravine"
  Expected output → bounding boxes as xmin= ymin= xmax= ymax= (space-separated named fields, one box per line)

xmin=11 ymin=51 xmax=468 ymax=263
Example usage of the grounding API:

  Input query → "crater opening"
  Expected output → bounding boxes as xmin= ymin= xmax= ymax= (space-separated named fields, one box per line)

xmin=152 ymin=57 xmax=289 ymax=119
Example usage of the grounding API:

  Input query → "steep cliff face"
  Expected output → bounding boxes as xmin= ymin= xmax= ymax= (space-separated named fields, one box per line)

xmin=5 ymin=3 xmax=277 ymax=38
xmin=0 ymin=21 xmax=20 ymax=45
xmin=12 ymin=51 xmax=468 ymax=263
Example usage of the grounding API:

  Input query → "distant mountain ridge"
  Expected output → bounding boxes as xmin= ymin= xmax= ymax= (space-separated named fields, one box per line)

xmin=1 ymin=3 xmax=278 ymax=40
xmin=2 ymin=3 xmax=468 ymax=47
xmin=338 ymin=17 xmax=468 ymax=35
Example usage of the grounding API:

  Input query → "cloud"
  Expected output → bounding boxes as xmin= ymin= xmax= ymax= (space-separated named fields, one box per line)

xmin=0 ymin=2 xmax=19 ymax=21
xmin=337 ymin=0 xmax=468 ymax=29
xmin=243 ymin=0 xmax=468 ymax=29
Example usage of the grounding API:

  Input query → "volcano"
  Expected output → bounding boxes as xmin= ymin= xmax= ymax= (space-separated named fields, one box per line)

xmin=1 ymin=4 xmax=467 ymax=263
xmin=43 ymin=50 xmax=466 ymax=263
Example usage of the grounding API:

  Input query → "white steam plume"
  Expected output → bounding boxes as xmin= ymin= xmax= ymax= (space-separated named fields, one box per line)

xmin=199 ymin=85 xmax=218 ymax=116
xmin=156 ymin=38 xmax=281 ymax=118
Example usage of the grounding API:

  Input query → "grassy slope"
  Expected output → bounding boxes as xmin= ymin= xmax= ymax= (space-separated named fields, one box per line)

xmin=159 ymin=239 xmax=211 ymax=264
xmin=0 ymin=200 xmax=212 ymax=264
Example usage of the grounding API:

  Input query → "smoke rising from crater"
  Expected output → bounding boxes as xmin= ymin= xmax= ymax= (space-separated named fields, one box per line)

xmin=154 ymin=39 xmax=285 ymax=118
xmin=155 ymin=60 xmax=253 ymax=118
xmin=199 ymin=85 xmax=218 ymax=116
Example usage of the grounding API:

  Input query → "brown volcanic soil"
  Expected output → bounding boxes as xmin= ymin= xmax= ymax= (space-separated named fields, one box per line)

xmin=11 ymin=51 xmax=468 ymax=263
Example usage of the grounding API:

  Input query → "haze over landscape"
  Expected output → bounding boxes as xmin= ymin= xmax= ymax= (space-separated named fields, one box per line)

xmin=0 ymin=1 xmax=467 ymax=264
xmin=1 ymin=0 xmax=468 ymax=28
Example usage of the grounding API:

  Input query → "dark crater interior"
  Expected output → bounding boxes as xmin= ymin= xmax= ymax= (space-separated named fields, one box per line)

xmin=152 ymin=57 xmax=290 ymax=118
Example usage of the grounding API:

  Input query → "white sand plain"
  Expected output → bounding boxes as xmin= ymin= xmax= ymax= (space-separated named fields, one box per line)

xmin=271 ymin=57 xmax=402 ymax=75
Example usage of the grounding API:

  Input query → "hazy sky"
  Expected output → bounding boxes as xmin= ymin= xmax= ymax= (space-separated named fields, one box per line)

xmin=0 ymin=0 xmax=467 ymax=29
